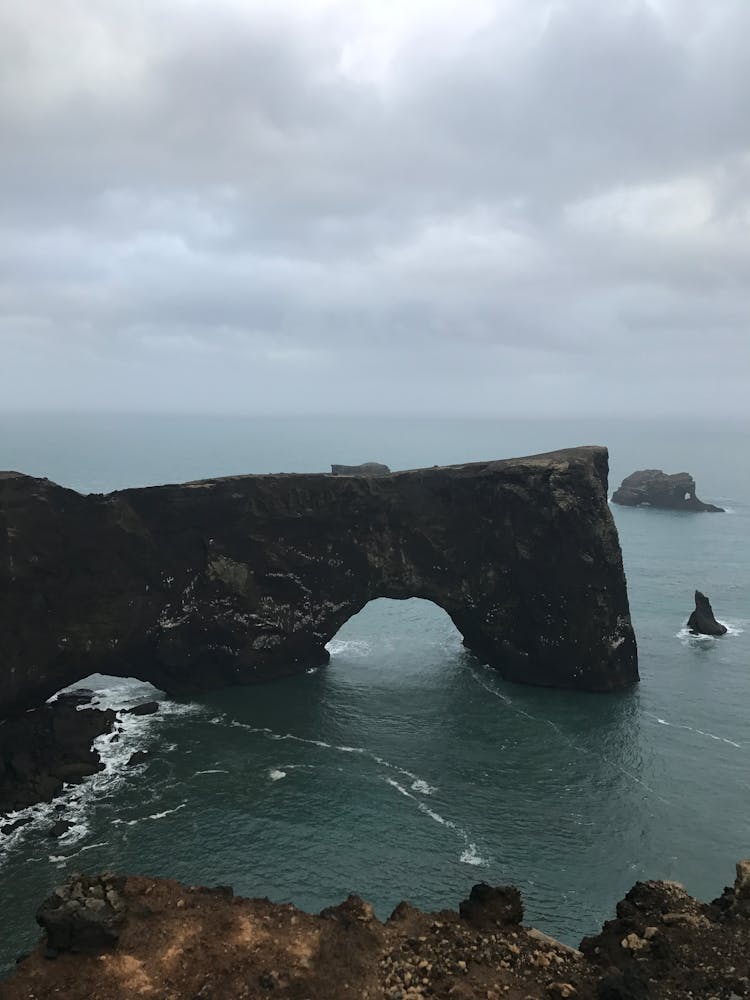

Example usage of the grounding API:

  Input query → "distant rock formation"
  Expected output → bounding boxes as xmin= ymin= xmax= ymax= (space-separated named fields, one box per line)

xmin=612 ymin=469 xmax=724 ymax=512
xmin=687 ymin=590 xmax=728 ymax=636
xmin=330 ymin=462 xmax=390 ymax=475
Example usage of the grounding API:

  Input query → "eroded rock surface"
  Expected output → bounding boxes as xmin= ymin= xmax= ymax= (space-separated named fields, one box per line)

xmin=0 ymin=447 xmax=637 ymax=716
xmin=0 ymin=701 xmax=115 ymax=812
xmin=611 ymin=470 xmax=724 ymax=512
xmin=36 ymin=874 xmax=127 ymax=954
xmin=687 ymin=590 xmax=728 ymax=636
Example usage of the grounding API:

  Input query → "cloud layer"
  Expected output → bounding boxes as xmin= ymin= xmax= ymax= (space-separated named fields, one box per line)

xmin=1 ymin=0 xmax=748 ymax=415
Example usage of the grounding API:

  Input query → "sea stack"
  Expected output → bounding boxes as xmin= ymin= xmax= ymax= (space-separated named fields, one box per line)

xmin=687 ymin=591 xmax=728 ymax=636
xmin=612 ymin=469 xmax=724 ymax=512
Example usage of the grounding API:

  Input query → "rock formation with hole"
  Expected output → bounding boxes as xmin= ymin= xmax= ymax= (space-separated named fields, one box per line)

xmin=0 ymin=447 xmax=637 ymax=718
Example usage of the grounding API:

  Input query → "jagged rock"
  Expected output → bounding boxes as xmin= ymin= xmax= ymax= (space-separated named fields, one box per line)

xmin=0 ymin=447 xmax=638 ymax=714
xmin=330 ymin=462 xmax=391 ymax=475
xmin=459 ymin=883 xmax=523 ymax=928
xmin=612 ymin=470 xmax=724 ymax=512
xmin=687 ymin=591 xmax=728 ymax=636
xmin=387 ymin=900 xmax=422 ymax=923
xmin=54 ymin=688 xmax=96 ymax=708
xmin=320 ymin=894 xmax=377 ymax=926
xmin=1 ymin=816 xmax=32 ymax=835
xmin=47 ymin=819 xmax=73 ymax=838
xmin=711 ymin=858 xmax=750 ymax=919
xmin=125 ymin=750 xmax=150 ymax=767
xmin=125 ymin=701 xmax=160 ymax=716
xmin=36 ymin=875 xmax=127 ymax=953
xmin=0 ymin=702 xmax=115 ymax=813
xmin=581 ymin=879 xmax=706 ymax=973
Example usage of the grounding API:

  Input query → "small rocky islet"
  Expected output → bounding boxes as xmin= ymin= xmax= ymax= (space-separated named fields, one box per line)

xmin=687 ymin=591 xmax=728 ymax=637
xmin=611 ymin=470 xmax=724 ymax=512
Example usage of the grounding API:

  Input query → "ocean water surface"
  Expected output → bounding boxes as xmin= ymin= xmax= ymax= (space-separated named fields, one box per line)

xmin=1 ymin=414 xmax=748 ymax=975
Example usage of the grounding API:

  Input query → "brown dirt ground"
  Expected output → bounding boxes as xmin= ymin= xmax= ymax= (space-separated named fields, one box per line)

xmin=1 ymin=870 xmax=749 ymax=1000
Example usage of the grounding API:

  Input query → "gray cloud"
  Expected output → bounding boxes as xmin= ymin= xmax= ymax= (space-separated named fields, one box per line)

xmin=1 ymin=0 xmax=748 ymax=416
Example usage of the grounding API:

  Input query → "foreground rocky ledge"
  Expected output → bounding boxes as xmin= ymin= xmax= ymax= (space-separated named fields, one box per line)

xmin=2 ymin=864 xmax=749 ymax=999
xmin=0 ymin=447 xmax=637 ymax=715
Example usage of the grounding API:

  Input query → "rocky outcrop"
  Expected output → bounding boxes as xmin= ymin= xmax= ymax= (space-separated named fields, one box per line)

xmin=0 ymin=447 xmax=637 ymax=717
xmin=36 ymin=874 xmax=127 ymax=955
xmin=5 ymin=863 xmax=750 ymax=999
xmin=331 ymin=462 xmax=391 ymax=475
xmin=687 ymin=591 xmax=728 ymax=636
xmin=611 ymin=470 xmax=724 ymax=512
xmin=0 ymin=699 xmax=115 ymax=813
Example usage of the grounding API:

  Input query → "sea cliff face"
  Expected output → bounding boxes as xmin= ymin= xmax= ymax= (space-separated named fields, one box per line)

xmin=0 ymin=446 xmax=637 ymax=715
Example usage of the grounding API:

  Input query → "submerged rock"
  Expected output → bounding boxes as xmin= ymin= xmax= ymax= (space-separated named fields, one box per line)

xmin=687 ymin=591 xmax=728 ymax=636
xmin=612 ymin=470 xmax=724 ymax=512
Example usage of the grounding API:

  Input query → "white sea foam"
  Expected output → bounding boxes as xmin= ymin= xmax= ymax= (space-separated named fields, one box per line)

xmin=226 ymin=720 xmax=437 ymax=795
xmin=650 ymin=714 xmax=743 ymax=749
xmin=460 ymin=844 xmax=490 ymax=867
xmin=1 ymin=676 xmax=205 ymax=866
xmin=381 ymin=778 xmax=490 ymax=867
xmin=676 ymin=621 xmax=744 ymax=644
xmin=411 ymin=779 xmax=437 ymax=795
xmin=384 ymin=777 xmax=413 ymax=799
xmin=147 ymin=803 xmax=186 ymax=820
xmin=325 ymin=638 xmax=372 ymax=658
xmin=193 ymin=769 xmax=230 ymax=776
xmin=269 ymin=769 xmax=287 ymax=781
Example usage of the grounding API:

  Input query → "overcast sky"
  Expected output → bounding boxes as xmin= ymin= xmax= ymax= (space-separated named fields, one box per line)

xmin=1 ymin=0 xmax=748 ymax=417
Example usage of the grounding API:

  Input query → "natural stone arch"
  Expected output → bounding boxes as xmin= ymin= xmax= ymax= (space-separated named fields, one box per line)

xmin=0 ymin=447 xmax=638 ymax=716
xmin=326 ymin=595 xmax=466 ymax=663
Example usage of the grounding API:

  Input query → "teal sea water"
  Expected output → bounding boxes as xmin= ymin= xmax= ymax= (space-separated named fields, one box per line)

xmin=1 ymin=414 xmax=748 ymax=976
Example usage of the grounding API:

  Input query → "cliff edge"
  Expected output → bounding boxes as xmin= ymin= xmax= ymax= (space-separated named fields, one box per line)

xmin=2 ymin=862 xmax=749 ymax=999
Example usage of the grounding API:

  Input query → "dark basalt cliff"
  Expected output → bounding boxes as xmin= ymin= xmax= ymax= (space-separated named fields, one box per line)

xmin=612 ymin=469 xmax=724 ymax=512
xmin=0 ymin=446 xmax=637 ymax=716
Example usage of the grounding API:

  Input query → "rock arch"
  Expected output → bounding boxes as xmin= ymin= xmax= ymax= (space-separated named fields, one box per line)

xmin=0 ymin=447 xmax=638 ymax=716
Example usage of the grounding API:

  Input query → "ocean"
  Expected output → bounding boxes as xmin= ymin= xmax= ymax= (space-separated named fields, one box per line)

xmin=0 ymin=413 xmax=748 ymax=977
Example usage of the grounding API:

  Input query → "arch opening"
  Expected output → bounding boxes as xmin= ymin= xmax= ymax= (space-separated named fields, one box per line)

xmin=324 ymin=597 xmax=469 ymax=674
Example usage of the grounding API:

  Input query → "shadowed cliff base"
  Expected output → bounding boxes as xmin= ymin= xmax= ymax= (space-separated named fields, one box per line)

xmin=3 ymin=862 xmax=749 ymax=999
xmin=0 ymin=446 xmax=637 ymax=716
